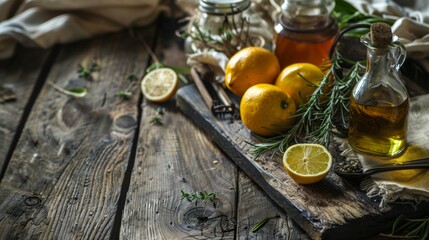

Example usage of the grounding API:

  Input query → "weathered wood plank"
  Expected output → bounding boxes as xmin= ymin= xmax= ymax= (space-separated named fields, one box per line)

xmin=176 ymin=84 xmax=429 ymax=239
xmin=120 ymin=12 xmax=237 ymax=239
xmin=236 ymin=170 xmax=310 ymax=240
xmin=0 ymin=47 xmax=52 ymax=176
xmin=0 ymin=27 xmax=153 ymax=239
xmin=120 ymin=100 xmax=237 ymax=239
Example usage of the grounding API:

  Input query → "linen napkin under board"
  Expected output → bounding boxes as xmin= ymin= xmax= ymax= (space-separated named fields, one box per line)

xmin=338 ymin=93 xmax=429 ymax=208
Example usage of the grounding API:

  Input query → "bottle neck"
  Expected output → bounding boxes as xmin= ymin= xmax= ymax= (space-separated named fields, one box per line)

xmin=366 ymin=48 xmax=391 ymax=73
xmin=280 ymin=0 xmax=335 ymax=31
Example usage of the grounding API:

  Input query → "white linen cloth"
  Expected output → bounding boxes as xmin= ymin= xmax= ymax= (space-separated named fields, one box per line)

xmin=0 ymin=0 xmax=169 ymax=59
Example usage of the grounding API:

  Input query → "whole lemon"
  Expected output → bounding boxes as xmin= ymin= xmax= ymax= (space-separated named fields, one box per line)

xmin=275 ymin=63 xmax=324 ymax=107
xmin=240 ymin=84 xmax=296 ymax=137
xmin=225 ymin=47 xmax=280 ymax=97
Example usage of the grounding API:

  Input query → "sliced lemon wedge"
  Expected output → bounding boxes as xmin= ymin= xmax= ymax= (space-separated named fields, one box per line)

xmin=141 ymin=68 xmax=178 ymax=102
xmin=283 ymin=143 xmax=332 ymax=184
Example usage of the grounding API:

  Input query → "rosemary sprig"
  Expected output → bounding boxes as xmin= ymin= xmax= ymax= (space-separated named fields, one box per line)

xmin=251 ymin=51 xmax=365 ymax=157
xmin=381 ymin=214 xmax=429 ymax=239
xmin=180 ymin=190 xmax=217 ymax=208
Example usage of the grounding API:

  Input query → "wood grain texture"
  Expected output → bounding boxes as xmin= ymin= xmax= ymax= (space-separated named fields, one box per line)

xmin=120 ymin=100 xmax=237 ymax=240
xmin=0 ymin=28 xmax=152 ymax=239
xmin=177 ymin=84 xmax=429 ymax=240
xmin=236 ymin=171 xmax=310 ymax=240
xmin=120 ymin=12 xmax=237 ymax=240
xmin=0 ymin=47 xmax=52 ymax=175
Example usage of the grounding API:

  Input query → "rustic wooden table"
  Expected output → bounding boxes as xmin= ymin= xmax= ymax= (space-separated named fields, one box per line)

xmin=4 ymin=1 xmax=428 ymax=238
xmin=0 ymin=4 xmax=314 ymax=240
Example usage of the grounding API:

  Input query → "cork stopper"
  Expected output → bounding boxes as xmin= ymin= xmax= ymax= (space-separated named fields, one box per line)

xmin=370 ymin=23 xmax=392 ymax=48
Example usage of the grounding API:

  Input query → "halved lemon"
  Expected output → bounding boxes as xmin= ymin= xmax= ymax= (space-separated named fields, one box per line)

xmin=282 ymin=144 xmax=332 ymax=184
xmin=141 ymin=68 xmax=178 ymax=102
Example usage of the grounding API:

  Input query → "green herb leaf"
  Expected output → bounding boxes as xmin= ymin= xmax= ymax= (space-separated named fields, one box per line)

xmin=251 ymin=215 xmax=280 ymax=233
xmin=66 ymin=87 xmax=88 ymax=97
xmin=149 ymin=115 xmax=163 ymax=126
xmin=49 ymin=82 xmax=87 ymax=98
xmin=77 ymin=61 xmax=99 ymax=80
xmin=127 ymin=73 xmax=138 ymax=81
xmin=117 ymin=91 xmax=132 ymax=99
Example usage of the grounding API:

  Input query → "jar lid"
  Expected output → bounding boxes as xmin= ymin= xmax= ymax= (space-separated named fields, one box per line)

xmin=199 ymin=0 xmax=251 ymax=15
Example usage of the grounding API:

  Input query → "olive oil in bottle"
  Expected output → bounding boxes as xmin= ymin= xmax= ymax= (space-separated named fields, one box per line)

xmin=348 ymin=90 xmax=409 ymax=157
xmin=348 ymin=23 xmax=409 ymax=159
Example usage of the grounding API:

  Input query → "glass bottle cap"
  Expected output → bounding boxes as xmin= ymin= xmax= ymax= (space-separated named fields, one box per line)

xmin=199 ymin=0 xmax=251 ymax=15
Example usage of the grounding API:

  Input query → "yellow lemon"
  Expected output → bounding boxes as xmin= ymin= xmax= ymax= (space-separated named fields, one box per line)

xmin=283 ymin=143 xmax=332 ymax=184
xmin=240 ymin=84 xmax=296 ymax=137
xmin=141 ymin=68 xmax=178 ymax=102
xmin=225 ymin=47 xmax=280 ymax=97
xmin=275 ymin=63 xmax=325 ymax=107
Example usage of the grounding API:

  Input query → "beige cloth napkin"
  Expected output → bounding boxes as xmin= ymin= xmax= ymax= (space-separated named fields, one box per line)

xmin=339 ymin=94 xmax=429 ymax=208
xmin=0 ymin=0 xmax=169 ymax=59
xmin=348 ymin=0 xmax=429 ymax=73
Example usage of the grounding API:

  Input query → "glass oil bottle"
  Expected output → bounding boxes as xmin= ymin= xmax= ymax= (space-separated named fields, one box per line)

xmin=348 ymin=23 xmax=409 ymax=159
xmin=274 ymin=0 xmax=338 ymax=69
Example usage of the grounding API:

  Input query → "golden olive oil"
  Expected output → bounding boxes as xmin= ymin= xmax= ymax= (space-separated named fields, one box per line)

xmin=348 ymin=95 xmax=409 ymax=158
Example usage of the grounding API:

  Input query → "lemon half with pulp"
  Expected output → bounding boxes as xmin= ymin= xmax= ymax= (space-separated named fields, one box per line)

xmin=141 ymin=68 xmax=178 ymax=102
xmin=283 ymin=143 xmax=332 ymax=184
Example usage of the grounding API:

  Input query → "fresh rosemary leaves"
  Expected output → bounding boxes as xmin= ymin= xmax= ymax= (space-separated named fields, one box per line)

xmin=382 ymin=214 xmax=429 ymax=239
xmin=251 ymin=51 xmax=365 ymax=157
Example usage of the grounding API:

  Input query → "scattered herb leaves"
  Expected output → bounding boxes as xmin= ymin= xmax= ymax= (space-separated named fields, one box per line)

xmin=77 ymin=61 xmax=99 ymax=80
xmin=149 ymin=107 xmax=165 ymax=126
xmin=180 ymin=190 xmax=217 ymax=208
xmin=149 ymin=115 xmax=163 ymax=126
xmin=117 ymin=72 xmax=140 ymax=100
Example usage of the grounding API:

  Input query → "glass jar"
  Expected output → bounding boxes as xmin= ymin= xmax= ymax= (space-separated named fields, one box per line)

xmin=198 ymin=0 xmax=251 ymax=35
xmin=185 ymin=0 xmax=270 ymax=56
xmin=274 ymin=0 xmax=338 ymax=69
xmin=348 ymin=23 xmax=409 ymax=159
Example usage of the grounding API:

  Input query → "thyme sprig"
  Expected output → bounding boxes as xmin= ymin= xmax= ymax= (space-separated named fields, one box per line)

xmin=251 ymin=51 xmax=365 ymax=157
xmin=180 ymin=190 xmax=217 ymax=208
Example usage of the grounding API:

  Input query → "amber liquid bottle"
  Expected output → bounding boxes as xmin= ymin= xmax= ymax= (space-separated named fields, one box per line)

xmin=348 ymin=23 xmax=409 ymax=159
xmin=274 ymin=0 xmax=338 ymax=69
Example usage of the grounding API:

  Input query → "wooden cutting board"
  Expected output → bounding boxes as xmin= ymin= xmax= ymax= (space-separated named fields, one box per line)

xmin=176 ymin=84 xmax=429 ymax=240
